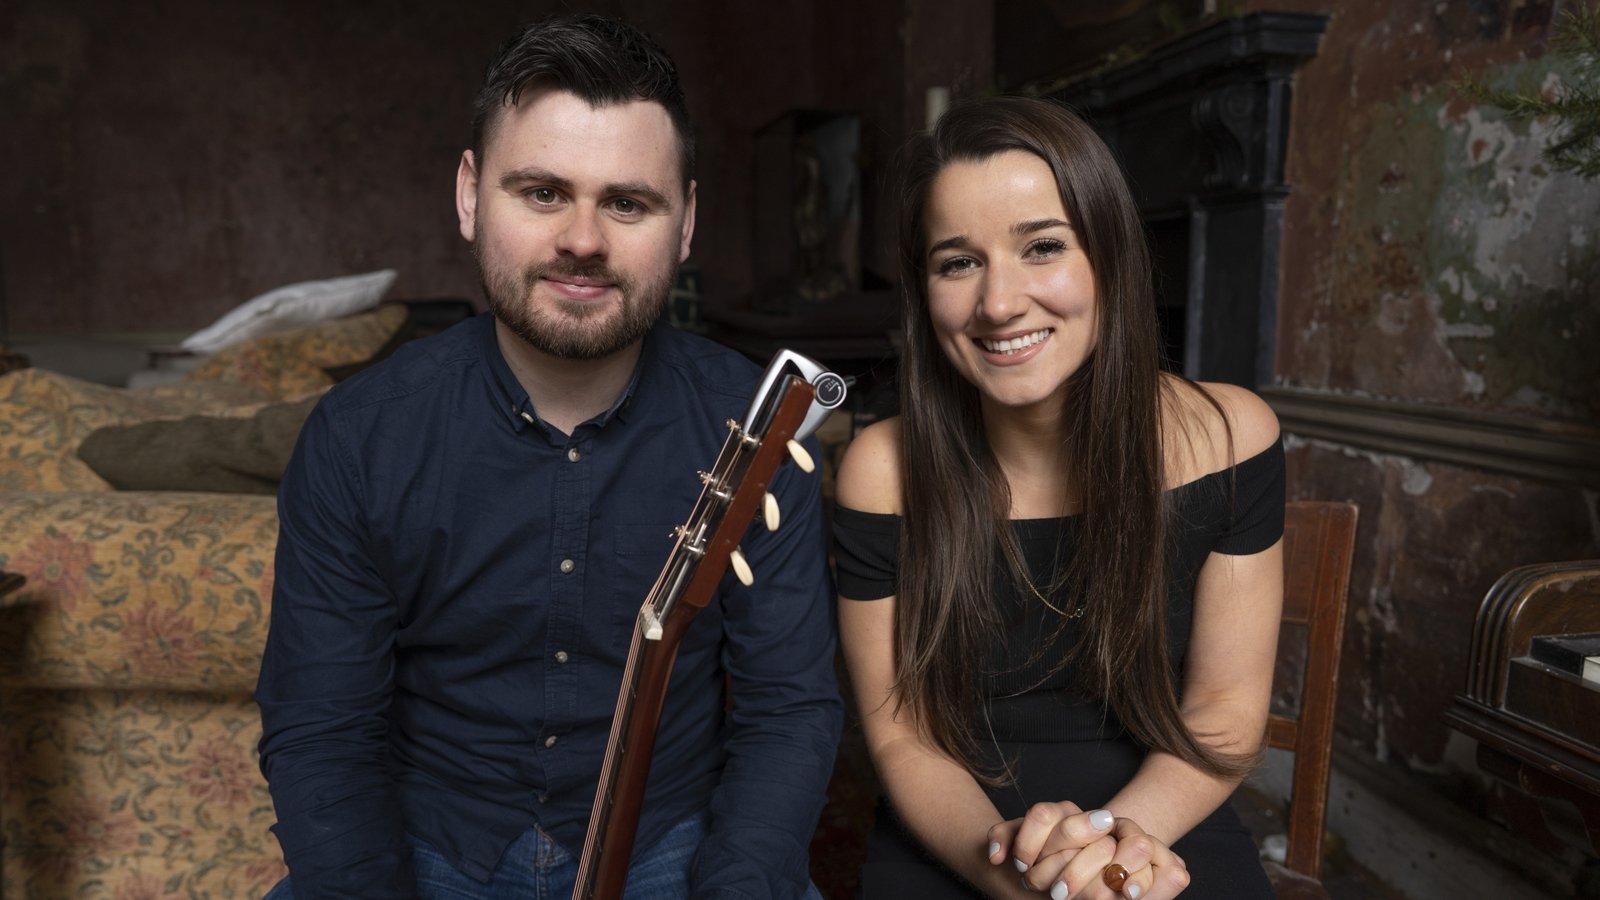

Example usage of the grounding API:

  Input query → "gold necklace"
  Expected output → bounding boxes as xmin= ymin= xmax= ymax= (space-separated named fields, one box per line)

xmin=1018 ymin=569 xmax=1084 ymax=619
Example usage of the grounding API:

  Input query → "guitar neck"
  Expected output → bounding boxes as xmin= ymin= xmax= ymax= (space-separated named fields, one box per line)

xmin=571 ymin=607 xmax=688 ymax=900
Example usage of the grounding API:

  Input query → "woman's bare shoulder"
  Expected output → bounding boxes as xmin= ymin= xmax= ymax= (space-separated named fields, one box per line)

xmin=1162 ymin=377 xmax=1281 ymax=483
xmin=835 ymin=416 xmax=904 ymax=515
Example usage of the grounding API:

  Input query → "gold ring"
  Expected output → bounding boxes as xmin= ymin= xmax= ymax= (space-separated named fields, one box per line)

xmin=1102 ymin=863 xmax=1130 ymax=891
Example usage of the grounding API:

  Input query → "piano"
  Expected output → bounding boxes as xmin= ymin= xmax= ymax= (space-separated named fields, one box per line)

xmin=1445 ymin=561 xmax=1600 ymax=856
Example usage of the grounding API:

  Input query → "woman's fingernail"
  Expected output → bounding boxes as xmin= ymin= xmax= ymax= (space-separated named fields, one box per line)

xmin=989 ymin=841 xmax=1001 ymax=858
xmin=1050 ymin=880 xmax=1070 ymax=900
xmin=1089 ymin=809 xmax=1114 ymax=831
xmin=1126 ymin=883 xmax=1142 ymax=899
xmin=1014 ymin=858 xmax=1029 ymax=873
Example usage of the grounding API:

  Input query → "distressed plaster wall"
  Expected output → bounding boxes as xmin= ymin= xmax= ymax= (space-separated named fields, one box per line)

xmin=1241 ymin=0 xmax=1600 ymax=876
xmin=1 ymin=1 xmax=982 ymax=337
xmin=1 ymin=0 xmax=504 ymax=334
xmin=1270 ymin=0 xmax=1599 ymax=424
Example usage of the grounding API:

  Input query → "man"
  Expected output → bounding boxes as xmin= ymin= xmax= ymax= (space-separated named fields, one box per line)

xmin=256 ymin=14 xmax=841 ymax=899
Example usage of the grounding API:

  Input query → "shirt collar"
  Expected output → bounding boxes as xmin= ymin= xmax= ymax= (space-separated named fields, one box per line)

xmin=478 ymin=312 xmax=664 ymax=435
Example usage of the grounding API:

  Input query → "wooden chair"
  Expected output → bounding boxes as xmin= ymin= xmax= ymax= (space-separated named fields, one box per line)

xmin=1260 ymin=500 xmax=1359 ymax=898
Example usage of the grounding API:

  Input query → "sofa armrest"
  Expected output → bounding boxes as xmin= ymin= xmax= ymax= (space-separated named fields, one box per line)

xmin=0 ymin=491 xmax=276 ymax=693
xmin=0 ymin=369 xmax=274 ymax=492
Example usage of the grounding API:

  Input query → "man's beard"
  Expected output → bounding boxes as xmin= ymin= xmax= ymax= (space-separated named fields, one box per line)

xmin=475 ymin=246 xmax=673 ymax=360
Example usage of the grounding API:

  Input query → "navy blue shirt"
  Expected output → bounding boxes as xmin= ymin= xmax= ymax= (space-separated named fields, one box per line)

xmin=256 ymin=313 xmax=842 ymax=899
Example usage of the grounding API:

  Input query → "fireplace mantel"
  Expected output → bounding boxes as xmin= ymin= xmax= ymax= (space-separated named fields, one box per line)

xmin=1052 ymin=12 xmax=1328 ymax=387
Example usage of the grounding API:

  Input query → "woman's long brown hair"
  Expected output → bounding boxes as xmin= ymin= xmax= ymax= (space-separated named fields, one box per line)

xmin=893 ymin=96 xmax=1253 ymax=782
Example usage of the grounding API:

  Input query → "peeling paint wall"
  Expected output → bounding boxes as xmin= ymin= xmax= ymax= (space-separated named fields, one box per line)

xmin=1272 ymin=0 xmax=1599 ymax=425
xmin=1307 ymin=57 xmax=1600 ymax=422
xmin=1247 ymin=0 xmax=1600 ymax=874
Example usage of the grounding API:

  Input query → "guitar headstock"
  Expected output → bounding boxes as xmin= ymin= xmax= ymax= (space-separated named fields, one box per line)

xmin=742 ymin=349 xmax=849 ymax=445
xmin=641 ymin=351 xmax=846 ymax=634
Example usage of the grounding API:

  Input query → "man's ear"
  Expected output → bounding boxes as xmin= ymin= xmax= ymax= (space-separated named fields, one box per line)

xmin=456 ymin=150 xmax=479 ymax=243
xmin=679 ymin=179 xmax=697 ymax=263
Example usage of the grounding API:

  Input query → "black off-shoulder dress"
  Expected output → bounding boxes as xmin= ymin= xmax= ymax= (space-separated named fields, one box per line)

xmin=832 ymin=442 xmax=1285 ymax=899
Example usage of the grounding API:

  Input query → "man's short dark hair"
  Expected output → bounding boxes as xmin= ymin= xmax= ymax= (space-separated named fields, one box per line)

xmin=471 ymin=13 xmax=695 ymax=190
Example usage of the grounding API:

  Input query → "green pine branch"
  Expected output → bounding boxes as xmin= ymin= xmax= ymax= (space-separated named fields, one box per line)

xmin=1460 ymin=6 xmax=1600 ymax=179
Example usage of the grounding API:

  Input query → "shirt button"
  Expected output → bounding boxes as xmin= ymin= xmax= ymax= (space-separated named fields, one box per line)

xmin=554 ymin=650 xmax=570 ymax=664
xmin=560 ymin=559 xmax=575 ymax=574
xmin=567 ymin=447 xmax=581 ymax=462
xmin=544 ymin=735 xmax=558 ymax=748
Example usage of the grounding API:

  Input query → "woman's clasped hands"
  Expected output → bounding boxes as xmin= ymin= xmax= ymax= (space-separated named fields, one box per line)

xmin=988 ymin=802 xmax=1191 ymax=900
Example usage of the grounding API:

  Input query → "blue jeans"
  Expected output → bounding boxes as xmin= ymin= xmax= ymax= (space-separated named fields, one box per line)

xmin=263 ymin=812 xmax=821 ymax=899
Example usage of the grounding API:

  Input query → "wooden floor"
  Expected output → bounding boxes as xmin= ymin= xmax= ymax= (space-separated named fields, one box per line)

xmin=1237 ymin=748 xmax=1589 ymax=900
xmin=1234 ymin=782 xmax=1407 ymax=900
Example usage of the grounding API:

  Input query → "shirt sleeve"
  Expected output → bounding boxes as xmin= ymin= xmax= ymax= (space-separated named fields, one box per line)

xmin=1212 ymin=440 xmax=1287 ymax=556
xmin=255 ymin=396 xmax=416 ymax=898
xmin=689 ymin=435 xmax=844 ymax=899
xmin=831 ymin=505 xmax=901 ymax=600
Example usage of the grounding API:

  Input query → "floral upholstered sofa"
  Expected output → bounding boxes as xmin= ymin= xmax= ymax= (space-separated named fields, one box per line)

xmin=0 ymin=305 xmax=409 ymax=899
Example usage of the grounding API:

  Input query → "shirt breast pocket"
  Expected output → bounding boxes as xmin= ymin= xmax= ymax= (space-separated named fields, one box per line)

xmin=611 ymin=523 xmax=678 ymax=640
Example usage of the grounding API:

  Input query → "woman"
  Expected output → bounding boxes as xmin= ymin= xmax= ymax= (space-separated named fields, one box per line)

xmin=833 ymin=96 xmax=1283 ymax=900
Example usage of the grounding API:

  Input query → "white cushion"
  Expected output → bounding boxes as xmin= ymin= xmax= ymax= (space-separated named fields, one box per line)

xmin=180 ymin=269 xmax=398 ymax=354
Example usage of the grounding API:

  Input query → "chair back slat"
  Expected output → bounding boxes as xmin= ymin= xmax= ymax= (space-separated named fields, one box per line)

xmin=1271 ymin=500 xmax=1359 ymax=880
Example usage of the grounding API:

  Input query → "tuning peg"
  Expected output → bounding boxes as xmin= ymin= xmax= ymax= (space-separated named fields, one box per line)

xmin=786 ymin=439 xmax=815 ymax=473
xmin=762 ymin=492 xmax=780 ymax=531
xmin=729 ymin=548 xmax=754 ymax=586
